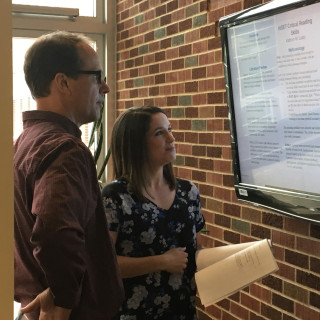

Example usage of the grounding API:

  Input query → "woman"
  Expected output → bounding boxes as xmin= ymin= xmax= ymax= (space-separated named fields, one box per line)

xmin=102 ymin=106 xmax=205 ymax=319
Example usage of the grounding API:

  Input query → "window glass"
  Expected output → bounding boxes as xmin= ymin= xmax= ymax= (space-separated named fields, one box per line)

xmin=12 ymin=0 xmax=96 ymax=17
xmin=13 ymin=37 xmax=95 ymax=148
xmin=12 ymin=38 xmax=36 ymax=140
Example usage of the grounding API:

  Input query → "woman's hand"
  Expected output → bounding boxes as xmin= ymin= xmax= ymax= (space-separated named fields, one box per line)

xmin=20 ymin=288 xmax=72 ymax=320
xmin=162 ymin=247 xmax=188 ymax=274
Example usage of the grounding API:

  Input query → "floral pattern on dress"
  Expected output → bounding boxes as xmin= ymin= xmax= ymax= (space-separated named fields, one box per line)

xmin=102 ymin=178 xmax=205 ymax=320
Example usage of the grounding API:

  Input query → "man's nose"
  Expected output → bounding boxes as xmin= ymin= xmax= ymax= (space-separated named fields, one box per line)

xmin=101 ymin=81 xmax=110 ymax=94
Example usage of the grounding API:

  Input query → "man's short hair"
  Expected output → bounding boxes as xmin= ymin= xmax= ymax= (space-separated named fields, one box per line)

xmin=24 ymin=30 xmax=92 ymax=98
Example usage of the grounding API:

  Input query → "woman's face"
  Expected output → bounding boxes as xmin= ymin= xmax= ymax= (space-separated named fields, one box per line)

xmin=146 ymin=112 xmax=176 ymax=168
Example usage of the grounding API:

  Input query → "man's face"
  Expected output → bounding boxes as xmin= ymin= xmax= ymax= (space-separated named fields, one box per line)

xmin=69 ymin=42 xmax=110 ymax=127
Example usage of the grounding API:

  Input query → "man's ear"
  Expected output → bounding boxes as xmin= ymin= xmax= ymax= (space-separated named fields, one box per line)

xmin=54 ymin=73 xmax=70 ymax=93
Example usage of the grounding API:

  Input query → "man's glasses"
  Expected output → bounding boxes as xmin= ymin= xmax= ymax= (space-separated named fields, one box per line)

xmin=76 ymin=70 xmax=105 ymax=84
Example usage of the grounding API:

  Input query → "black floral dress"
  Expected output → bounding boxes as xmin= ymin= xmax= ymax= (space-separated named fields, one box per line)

xmin=102 ymin=178 xmax=205 ymax=320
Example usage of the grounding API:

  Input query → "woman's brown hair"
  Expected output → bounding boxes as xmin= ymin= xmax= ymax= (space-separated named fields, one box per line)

xmin=111 ymin=106 xmax=176 ymax=201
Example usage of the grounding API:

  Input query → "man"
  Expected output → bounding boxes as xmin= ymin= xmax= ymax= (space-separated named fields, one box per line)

xmin=14 ymin=31 xmax=124 ymax=320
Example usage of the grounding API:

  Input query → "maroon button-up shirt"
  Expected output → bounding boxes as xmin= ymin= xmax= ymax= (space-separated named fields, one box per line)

xmin=14 ymin=110 xmax=124 ymax=320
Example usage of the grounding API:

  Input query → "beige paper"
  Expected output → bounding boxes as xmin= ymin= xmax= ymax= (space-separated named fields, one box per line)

xmin=195 ymin=239 xmax=278 ymax=307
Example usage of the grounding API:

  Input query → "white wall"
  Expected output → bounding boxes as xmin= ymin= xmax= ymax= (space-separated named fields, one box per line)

xmin=0 ymin=0 xmax=13 ymax=319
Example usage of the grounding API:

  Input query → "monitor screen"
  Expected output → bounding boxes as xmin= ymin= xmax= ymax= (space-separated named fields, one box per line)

xmin=220 ymin=0 xmax=320 ymax=224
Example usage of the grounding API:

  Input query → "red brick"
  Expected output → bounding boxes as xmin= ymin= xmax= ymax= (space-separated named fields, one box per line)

xmin=206 ymin=223 xmax=224 ymax=240
xmin=199 ymin=79 xmax=215 ymax=92
xmin=207 ymin=63 xmax=224 ymax=77
xmin=206 ymin=172 xmax=222 ymax=185
xmin=178 ymin=69 xmax=192 ymax=82
xmin=166 ymin=47 xmax=179 ymax=59
xmin=199 ymin=106 xmax=214 ymax=118
xmin=193 ymin=93 xmax=208 ymax=106
xmin=221 ymin=311 xmax=239 ymax=320
xmin=201 ymin=209 xmax=214 ymax=224
xmin=199 ymin=52 xmax=214 ymax=66
xmin=284 ymin=217 xmax=310 ymax=236
xmin=186 ymin=29 xmax=200 ymax=43
xmin=271 ymin=230 xmax=295 ymax=248
xmin=167 ymin=23 xmax=179 ymax=36
xmin=172 ymin=58 xmax=184 ymax=70
xmin=214 ymin=132 xmax=231 ymax=146
xmin=310 ymin=257 xmax=320 ymax=274
xmin=185 ymin=81 xmax=199 ymax=92
xmin=179 ymin=44 xmax=192 ymax=56
xmin=192 ymin=170 xmax=206 ymax=182
xmin=179 ymin=18 xmax=192 ymax=32
xmin=185 ymin=156 xmax=198 ymax=168
xmin=214 ymin=159 xmax=231 ymax=173
xmin=199 ymin=158 xmax=214 ymax=171
xmin=205 ymin=304 xmax=222 ymax=319
xmin=250 ymin=284 xmax=271 ymax=303
xmin=296 ymin=302 xmax=320 ymax=320
xmin=176 ymin=143 xmax=192 ymax=155
xmin=178 ymin=119 xmax=191 ymax=130
xmin=197 ymin=309 xmax=212 ymax=320
xmin=242 ymin=207 xmax=261 ymax=223
xmin=159 ymin=85 xmax=171 ymax=96
xmin=193 ymin=40 xmax=208 ymax=54
xmin=166 ymin=71 xmax=178 ymax=83
xmin=176 ymin=167 xmax=192 ymax=180
xmin=214 ymin=186 xmax=232 ymax=201
xmin=222 ymin=146 xmax=232 ymax=159
xmin=192 ymin=67 xmax=207 ymax=79
xmin=215 ymin=77 xmax=226 ymax=90
xmin=230 ymin=301 xmax=250 ymax=319
xmin=192 ymin=145 xmax=206 ymax=156
xmin=296 ymin=237 xmax=320 ymax=256
xmin=199 ymin=133 xmax=213 ymax=144
xmin=206 ymin=198 xmax=223 ymax=213
xmin=272 ymin=245 xmax=285 ymax=262
xmin=207 ymin=119 xmax=224 ymax=131
xmin=208 ymin=92 xmax=224 ymax=104
xmin=185 ymin=107 xmax=199 ymax=118
xmin=172 ymin=83 xmax=185 ymax=94
xmin=200 ymin=24 xmax=215 ymax=39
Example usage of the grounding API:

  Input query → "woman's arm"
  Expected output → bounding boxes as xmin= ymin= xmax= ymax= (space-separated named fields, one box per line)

xmin=109 ymin=231 xmax=188 ymax=278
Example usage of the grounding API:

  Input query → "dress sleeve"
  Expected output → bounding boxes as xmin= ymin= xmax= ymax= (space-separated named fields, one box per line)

xmin=31 ymin=142 xmax=97 ymax=309
xmin=102 ymin=182 xmax=122 ymax=232
xmin=189 ymin=182 xmax=205 ymax=232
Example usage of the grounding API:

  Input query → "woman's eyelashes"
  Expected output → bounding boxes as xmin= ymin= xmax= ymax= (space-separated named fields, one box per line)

xmin=155 ymin=126 xmax=172 ymax=136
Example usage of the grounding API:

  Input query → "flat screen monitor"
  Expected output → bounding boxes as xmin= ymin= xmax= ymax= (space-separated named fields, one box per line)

xmin=219 ymin=0 xmax=320 ymax=225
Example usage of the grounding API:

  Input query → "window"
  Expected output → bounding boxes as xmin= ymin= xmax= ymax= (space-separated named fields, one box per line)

xmin=12 ymin=0 xmax=114 ymax=315
xmin=12 ymin=0 xmax=96 ymax=17
xmin=12 ymin=0 xmax=111 ymax=155
xmin=12 ymin=36 xmax=98 ymax=147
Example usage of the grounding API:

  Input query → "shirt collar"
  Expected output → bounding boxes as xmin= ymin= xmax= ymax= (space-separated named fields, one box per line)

xmin=22 ymin=110 xmax=82 ymax=139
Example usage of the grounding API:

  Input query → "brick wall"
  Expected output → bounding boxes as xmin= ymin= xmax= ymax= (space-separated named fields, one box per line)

xmin=115 ymin=0 xmax=320 ymax=319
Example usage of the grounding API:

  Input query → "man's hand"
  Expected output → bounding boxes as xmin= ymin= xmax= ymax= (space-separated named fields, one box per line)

xmin=20 ymin=288 xmax=72 ymax=320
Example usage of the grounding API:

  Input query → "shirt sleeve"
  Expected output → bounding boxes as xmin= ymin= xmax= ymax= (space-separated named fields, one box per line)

xmin=31 ymin=142 xmax=97 ymax=309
